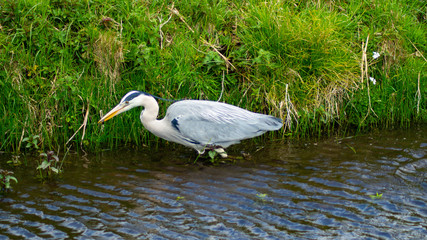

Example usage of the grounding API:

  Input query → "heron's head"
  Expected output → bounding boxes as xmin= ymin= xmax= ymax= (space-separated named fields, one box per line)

xmin=98 ymin=91 xmax=146 ymax=123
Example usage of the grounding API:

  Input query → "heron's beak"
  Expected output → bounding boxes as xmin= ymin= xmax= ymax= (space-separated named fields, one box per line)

xmin=98 ymin=103 xmax=127 ymax=124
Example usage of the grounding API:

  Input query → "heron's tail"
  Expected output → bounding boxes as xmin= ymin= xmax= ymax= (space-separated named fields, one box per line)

xmin=261 ymin=116 xmax=283 ymax=131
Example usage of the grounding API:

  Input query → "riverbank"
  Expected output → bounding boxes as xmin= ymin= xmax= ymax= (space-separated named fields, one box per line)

xmin=0 ymin=0 xmax=426 ymax=153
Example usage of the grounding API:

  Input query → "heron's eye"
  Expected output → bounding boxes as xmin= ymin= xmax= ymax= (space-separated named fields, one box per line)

xmin=124 ymin=101 xmax=129 ymax=104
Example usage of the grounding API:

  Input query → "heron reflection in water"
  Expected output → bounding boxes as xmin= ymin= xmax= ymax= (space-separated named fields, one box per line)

xmin=98 ymin=91 xmax=282 ymax=157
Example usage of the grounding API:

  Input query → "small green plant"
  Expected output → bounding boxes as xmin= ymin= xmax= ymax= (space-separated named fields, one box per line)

xmin=0 ymin=169 xmax=18 ymax=193
xmin=7 ymin=155 xmax=22 ymax=166
xmin=22 ymin=134 xmax=40 ymax=150
xmin=256 ymin=193 xmax=268 ymax=203
xmin=176 ymin=196 xmax=185 ymax=201
xmin=36 ymin=151 xmax=62 ymax=181
xmin=193 ymin=149 xmax=221 ymax=164
xmin=208 ymin=150 xmax=218 ymax=163
xmin=369 ymin=192 xmax=383 ymax=200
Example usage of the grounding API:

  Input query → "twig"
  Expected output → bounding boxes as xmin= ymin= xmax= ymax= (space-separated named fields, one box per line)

xmin=416 ymin=71 xmax=421 ymax=115
xmin=17 ymin=125 xmax=26 ymax=153
xmin=217 ymin=71 xmax=225 ymax=102
xmin=407 ymin=37 xmax=427 ymax=62
xmin=80 ymin=102 xmax=90 ymax=145
xmin=66 ymin=123 xmax=83 ymax=146
xmin=169 ymin=6 xmax=194 ymax=33
xmin=284 ymin=84 xmax=298 ymax=132
xmin=360 ymin=35 xmax=369 ymax=85
xmin=361 ymin=35 xmax=377 ymax=124
xmin=120 ymin=19 xmax=123 ymax=39
xmin=66 ymin=102 xmax=90 ymax=146
xmin=201 ymin=39 xmax=236 ymax=70
xmin=159 ymin=14 xmax=173 ymax=49
xmin=191 ymin=45 xmax=208 ymax=54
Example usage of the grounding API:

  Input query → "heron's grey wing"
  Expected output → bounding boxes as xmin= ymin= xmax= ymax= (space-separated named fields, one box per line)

xmin=165 ymin=100 xmax=282 ymax=147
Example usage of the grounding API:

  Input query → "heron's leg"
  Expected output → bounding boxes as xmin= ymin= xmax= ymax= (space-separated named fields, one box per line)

xmin=214 ymin=148 xmax=228 ymax=158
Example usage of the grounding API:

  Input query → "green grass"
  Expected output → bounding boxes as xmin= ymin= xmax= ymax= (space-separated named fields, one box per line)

xmin=0 ymin=0 xmax=425 ymax=153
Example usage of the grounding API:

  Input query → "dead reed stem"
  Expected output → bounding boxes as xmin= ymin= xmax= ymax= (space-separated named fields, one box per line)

xmin=284 ymin=84 xmax=298 ymax=132
xmin=66 ymin=102 xmax=90 ymax=146
xmin=416 ymin=71 xmax=421 ymax=115
xmin=361 ymin=35 xmax=377 ymax=124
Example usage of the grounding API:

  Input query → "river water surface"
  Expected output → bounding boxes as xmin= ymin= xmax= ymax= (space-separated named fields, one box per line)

xmin=1 ymin=126 xmax=426 ymax=239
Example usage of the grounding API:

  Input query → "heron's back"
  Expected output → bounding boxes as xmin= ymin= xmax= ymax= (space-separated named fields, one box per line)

xmin=164 ymin=100 xmax=282 ymax=148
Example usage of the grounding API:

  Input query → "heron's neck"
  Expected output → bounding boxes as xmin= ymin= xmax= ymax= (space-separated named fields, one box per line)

xmin=139 ymin=96 xmax=159 ymax=124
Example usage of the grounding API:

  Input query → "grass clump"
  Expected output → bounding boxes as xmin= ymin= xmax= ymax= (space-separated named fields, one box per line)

xmin=236 ymin=1 xmax=359 ymax=134
xmin=0 ymin=0 xmax=425 ymax=154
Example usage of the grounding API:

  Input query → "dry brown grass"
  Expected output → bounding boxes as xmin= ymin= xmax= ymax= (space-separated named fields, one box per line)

xmin=93 ymin=31 xmax=124 ymax=93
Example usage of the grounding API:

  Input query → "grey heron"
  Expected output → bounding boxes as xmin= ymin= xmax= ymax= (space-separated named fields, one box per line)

xmin=98 ymin=91 xmax=282 ymax=157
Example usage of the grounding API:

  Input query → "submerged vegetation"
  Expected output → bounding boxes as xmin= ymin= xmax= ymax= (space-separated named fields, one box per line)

xmin=0 ymin=0 xmax=426 ymax=154
xmin=36 ymin=150 xmax=63 ymax=181
xmin=369 ymin=192 xmax=384 ymax=200
xmin=0 ymin=169 xmax=18 ymax=193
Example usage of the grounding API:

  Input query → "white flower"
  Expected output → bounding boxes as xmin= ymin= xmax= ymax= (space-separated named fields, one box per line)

xmin=369 ymin=77 xmax=376 ymax=85
xmin=372 ymin=52 xmax=380 ymax=59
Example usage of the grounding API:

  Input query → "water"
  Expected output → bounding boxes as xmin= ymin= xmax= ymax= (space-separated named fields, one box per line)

xmin=1 ymin=126 xmax=426 ymax=239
